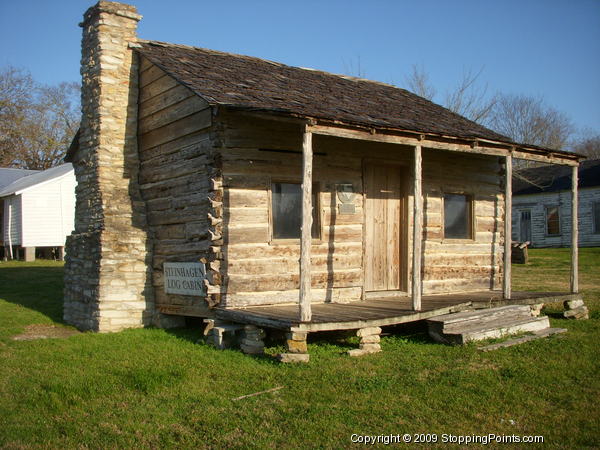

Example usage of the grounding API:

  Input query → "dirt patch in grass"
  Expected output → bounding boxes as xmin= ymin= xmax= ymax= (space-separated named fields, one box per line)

xmin=11 ymin=324 xmax=81 ymax=341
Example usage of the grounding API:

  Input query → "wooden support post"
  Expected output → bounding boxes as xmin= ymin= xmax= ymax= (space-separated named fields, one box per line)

xmin=299 ymin=125 xmax=313 ymax=322
xmin=411 ymin=144 xmax=422 ymax=311
xmin=503 ymin=154 xmax=512 ymax=300
xmin=570 ymin=165 xmax=579 ymax=293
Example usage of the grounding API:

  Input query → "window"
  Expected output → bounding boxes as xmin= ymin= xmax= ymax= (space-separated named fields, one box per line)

xmin=271 ymin=182 xmax=319 ymax=240
xmin=545 ymin=205 xmax=560 ymax=235
xmin=593 ymin=201 xmax=600 ymax=234
xmin=443 ymin=193 xmax=473 ymax=239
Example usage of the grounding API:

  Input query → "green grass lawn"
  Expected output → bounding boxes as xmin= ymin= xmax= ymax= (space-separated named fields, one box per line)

xmin=0 ymin=250 xmax=599 ymax=448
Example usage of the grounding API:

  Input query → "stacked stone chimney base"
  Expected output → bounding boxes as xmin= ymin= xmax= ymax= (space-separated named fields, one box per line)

xmin=64 ymin=1 xmax=155 ymax=332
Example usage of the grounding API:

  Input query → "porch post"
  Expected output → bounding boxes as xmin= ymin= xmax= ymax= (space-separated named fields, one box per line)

xmin=411 ymin=144 xmax=422 ymax=311
xmin=503 ymin=154 xmax=512 ymax=299
xmin=570 ymin=165 xmax=578 ymax=293
xmin=299 ymin=124 xmax=313 ymax=322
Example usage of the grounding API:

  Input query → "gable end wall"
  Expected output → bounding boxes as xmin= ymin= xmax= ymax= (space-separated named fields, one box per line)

xmin=136 ymin=56 xmax=218 ymax=320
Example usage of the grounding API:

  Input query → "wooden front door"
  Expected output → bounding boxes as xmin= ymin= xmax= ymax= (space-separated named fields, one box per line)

xmin=364 ymin=163 xmax=405 ymax=292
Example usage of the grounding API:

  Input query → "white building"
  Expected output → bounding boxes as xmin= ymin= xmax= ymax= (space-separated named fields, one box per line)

xmin=0 ymin=164 xmax=76 ymax=260
xmin=512 ymin=159 xmax=600 ymax=248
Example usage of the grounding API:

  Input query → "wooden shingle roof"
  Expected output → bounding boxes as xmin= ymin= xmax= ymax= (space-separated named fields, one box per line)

xmin=136 ymin=40 xmax=512 ymax=144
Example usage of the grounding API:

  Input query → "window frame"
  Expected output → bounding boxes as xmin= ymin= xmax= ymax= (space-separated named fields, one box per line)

xmin=268 ymin=178 xmax=322 ymax=244
xmin=544 ymin=204 xmax=561 ymax=236
xmin=441 ymin=191 xmax=475 ymax=241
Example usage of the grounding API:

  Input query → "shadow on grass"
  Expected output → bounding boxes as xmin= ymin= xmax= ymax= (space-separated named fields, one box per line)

xmin=0 ymin=265 xmax=65 ymax=324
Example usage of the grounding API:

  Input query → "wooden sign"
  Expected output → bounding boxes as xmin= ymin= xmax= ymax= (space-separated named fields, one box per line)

xmin=164 ymin=262 xmax=205 ymax=296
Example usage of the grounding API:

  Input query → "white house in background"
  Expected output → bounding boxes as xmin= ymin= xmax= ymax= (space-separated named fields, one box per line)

xmin=0 ymin=164 xmax=76 ymax=261
xmin=512 ymin=159 xmax=600 ymax=248
xmin=0 ymin=168 xmax=40 ymax=258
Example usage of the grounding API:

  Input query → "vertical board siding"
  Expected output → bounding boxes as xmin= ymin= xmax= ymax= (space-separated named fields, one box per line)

xmin=513 ymin=187 xmax=600 ymax=248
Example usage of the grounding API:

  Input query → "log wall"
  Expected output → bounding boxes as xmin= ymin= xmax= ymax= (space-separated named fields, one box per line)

xmin=137 ymin=77 xmax=505 ymax=313
xmin=220 ymin=112 xmax=505 ymax=307
xmin=420 ymin=150 xmax=504 ymax=293
xmin=137 ymin=57 xmax=217 ymax=318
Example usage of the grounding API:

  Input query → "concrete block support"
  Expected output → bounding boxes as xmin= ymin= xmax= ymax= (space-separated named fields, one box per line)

xmin=24 ymin=247 xmax=36 ymax=262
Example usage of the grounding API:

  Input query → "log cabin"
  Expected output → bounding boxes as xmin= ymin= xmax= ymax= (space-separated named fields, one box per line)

xmin=64 ymin=2 xmax=584 ymax=357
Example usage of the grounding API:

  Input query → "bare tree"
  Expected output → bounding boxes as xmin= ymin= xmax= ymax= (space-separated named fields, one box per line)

xmin=0 ymin=66 xmax=79 ymax=170
xmin=404 ymin=65 xmax=496 ymax=123
xmin=404 ymin=64 xmax=436 ymax=101
xmin=0 ymin=67 xmax=34 ymax=166
xmin=487 ymin=94 xmax=573 ymax=150
xmin=444 ymin=67 xmax=497 ymax=124
xmin=572 ymin=132 xmax=600 ymax=159
xmin=342 ymin=55 xmax=366 ymax=78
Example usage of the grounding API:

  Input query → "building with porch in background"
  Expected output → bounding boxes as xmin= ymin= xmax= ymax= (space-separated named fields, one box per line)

xmin=512 ymin=159 xmax=600 ymax=248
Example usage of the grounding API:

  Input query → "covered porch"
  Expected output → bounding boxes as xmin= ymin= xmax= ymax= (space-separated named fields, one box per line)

xmin=294 ymin=122 xmax=583 ymax=321
xmin=217 ymin=290 xmax=582 ymax=333
xmin=212 ymin=118 xmax=584 ymax=361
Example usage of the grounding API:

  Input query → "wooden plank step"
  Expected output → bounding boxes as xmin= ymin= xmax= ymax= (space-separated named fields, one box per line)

xmin=448 ymin=315 xmax=549 ymax=336
xmin=478 ymin=328 xmax=567 ymax=352
xmin=428 ymin=316 xmax=550 ymax=345
xmin=427 ymin=305 xmax=532 ymax=327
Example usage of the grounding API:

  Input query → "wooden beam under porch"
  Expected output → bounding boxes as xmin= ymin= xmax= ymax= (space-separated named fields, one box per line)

xmin=215 ymin=291 xmax=582 ymax=333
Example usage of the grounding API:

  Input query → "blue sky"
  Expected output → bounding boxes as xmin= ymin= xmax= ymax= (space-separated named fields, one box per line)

xmin=1 ymin=0 xmax=599 ymax=136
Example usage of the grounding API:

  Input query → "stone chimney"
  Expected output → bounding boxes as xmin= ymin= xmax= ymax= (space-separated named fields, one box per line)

xmin=64 ymin=1 xmax=154 ymax=332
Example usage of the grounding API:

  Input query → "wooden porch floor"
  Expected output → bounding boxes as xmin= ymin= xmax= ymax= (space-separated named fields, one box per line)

xmin=215 ymin=291 xmax=582 ymax=332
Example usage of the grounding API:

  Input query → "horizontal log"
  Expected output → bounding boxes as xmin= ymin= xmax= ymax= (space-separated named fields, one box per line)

xmin=476 ymin=216 xmax=501 ymax=233
xmin=140 ymin=84 xmax=197 ymax=119
xmin=222 ymin=174 xmax=270 ymax=190
xmin=153 ymin=224 xmax=186 ymax=240
xmin=222 ymin=159 xmax=363 ymax=181
xmin=139 ymin=74 xmax=180 ymax=103
xmin=226 ymin=253 xmax=362 ymax=276
xmin=139 ymin=110 xmax=212 ymax=151
xmin=225 ymin=269 xmax=362 ymax=292
xmin=156 ymin=304 xmax=213 ymax=318
xmin=423 ymin=277 xmax=495 ymax=294
xmin=148 ymin=208 xmax=208 ymax=227
xmin=139 ymin=63 xmax=167 ymax=88
xmin=224 ymin=242 xmax=362 ymax=260
xmin=139 ymin=96 xmax=209 ymax=135
xmin=225 ymin=207 xmax=269 ymax=224
xmin=227 ymin=188 xmax=269 ymax=208
xmin=222 ymin=115 xmax=302 ymax=149
xmin=141 ymin=175 xmax=209 ymax=200
xmin=223 ymin=286 xmax=363 ymax=307
xmin=225 ymin=225 xmax=269 ymax=244
xmin=321 ymin=224 xmax=362 ymax=242
xmin=139 ymin=131 xmax=211 ymax=163
xmin=154 ymin=239 xmax=212 ymax=256
xmin=140 ymin=55 xmax=154 ymax=72
xmin=140 ymin=154 xmax=209 ymax=185
xmin=423 ymin=242 xmax=503 ymax=253
xmin=424 ymin=266 xmax=496 ymax=281
xmin=424 ymin=253 xmax=501 ymax=267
